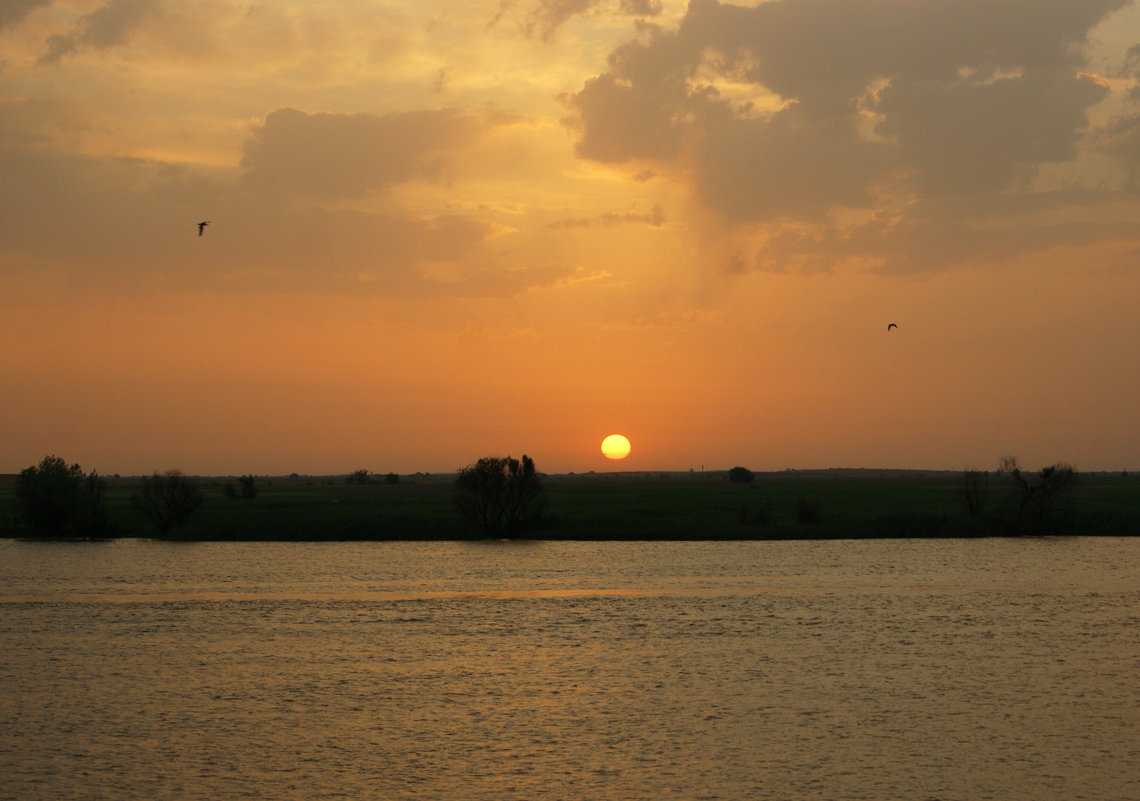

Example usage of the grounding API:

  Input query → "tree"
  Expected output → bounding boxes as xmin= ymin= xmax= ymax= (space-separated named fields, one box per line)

xmin=133 ymin=470 xmax=204 ymax=534
xmin=238 ymin=474 xmax=258 ymax=499
xmin=998 ymin=456 xmax=1077 ymax=535
xmin=223 ymin=474 xmax=258 ymax=499
xmin=961 ymin=469 xmax=989 ymax=518
xmin=455 ymin=454 xmax=545 ymax=538
xmin=346 ymin=469 xmax=372 ymax=485
xmin=15 ymin=455 xmax=113 ymax=538
xmin=728 ymin=466 xmax=754 ymax=483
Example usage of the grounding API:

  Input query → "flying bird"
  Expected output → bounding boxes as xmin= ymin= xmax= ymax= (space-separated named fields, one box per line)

xmin=887 ymin=323 xmax=897 ymax=331
xmin=197 ymin=221 xmax=210 ymax=236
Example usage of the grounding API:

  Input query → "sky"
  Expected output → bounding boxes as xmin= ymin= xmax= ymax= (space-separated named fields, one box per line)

xmin=2 ymin=0 xmax=1139 ymax=476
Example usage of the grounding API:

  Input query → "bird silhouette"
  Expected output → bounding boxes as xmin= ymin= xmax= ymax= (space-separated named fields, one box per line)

xmin=887 ymin=323 xmax=897 ymax=331
xmin=198 ymin=221 xmax=210 ymax=236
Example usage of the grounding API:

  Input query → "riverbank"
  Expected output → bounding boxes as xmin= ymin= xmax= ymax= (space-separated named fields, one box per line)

xmin=2 ymin=469 xmax=1137 ymax=540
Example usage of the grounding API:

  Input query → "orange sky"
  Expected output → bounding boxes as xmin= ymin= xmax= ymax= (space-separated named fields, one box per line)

xmin=2 ymin=0 xmax=1139 ymax=475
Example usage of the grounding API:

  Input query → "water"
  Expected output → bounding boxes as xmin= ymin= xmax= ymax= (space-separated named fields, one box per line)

xmin=2 ymin=538 xmax=1137 ymax=801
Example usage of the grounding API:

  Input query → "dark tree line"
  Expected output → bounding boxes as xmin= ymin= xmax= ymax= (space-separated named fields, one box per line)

xmin=13 ymin=456 xmax=209 ymax=538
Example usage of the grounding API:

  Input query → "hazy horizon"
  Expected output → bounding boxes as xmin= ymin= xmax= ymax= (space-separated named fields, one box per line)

xmin=3 ymin=0 xmax=1138 ymax=477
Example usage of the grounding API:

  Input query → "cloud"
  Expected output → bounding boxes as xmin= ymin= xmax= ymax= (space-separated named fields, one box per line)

xmin=240 ymin=107 xmax=499 ymax=198
xmin=0 ymin=0 xmax=48 ymax=31
xmin=0 ymin=137 xmax=572 ymax=300
xmin=563 ymin=0 xmax=1135 ymax=271
xmin=548 ymin=204 xmax=664 ymax=228
xmin=38 ymin=0 xmax=158 ymax=65
xmin=874 ymin=70 xmax=1110 ymax=194
xmin=522 ymin=0 xmax=662 ymax=40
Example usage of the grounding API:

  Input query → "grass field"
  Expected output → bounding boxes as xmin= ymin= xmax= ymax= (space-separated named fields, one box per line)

xmin=2 ymin=468 xmax=1137 ymax=540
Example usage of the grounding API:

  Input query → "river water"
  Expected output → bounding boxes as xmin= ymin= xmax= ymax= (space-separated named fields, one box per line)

xmin=1 ymin=538 xmax=1137 ymax=801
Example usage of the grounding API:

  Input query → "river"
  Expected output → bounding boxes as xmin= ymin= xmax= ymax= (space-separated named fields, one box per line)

xmin=1 ymin=537 xmax=1137 ymax=800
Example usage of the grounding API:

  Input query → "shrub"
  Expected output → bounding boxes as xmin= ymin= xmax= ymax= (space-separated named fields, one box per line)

xmin=346 ymin=469 xmax=372 ymax=485
xmin=728 ymin=466 xmax=755 ymax=484
xmin=224 ymin=474 xmax=259 ymax=499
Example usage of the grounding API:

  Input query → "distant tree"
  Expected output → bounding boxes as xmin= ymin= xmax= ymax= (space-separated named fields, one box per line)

xmin=384 ymin=472 xmax=400 ymax=484
xmin=997 ymin=456 xmax=1077 ymax=535
xmin=961 ymin=469 xmax=990 ymax=518
xmin=728 ymin=466 xmax=755 ymax=484
xmin=346 ymin=469 xmax=372 ymax=485
xmin=237 ymin=474 xmax=258 ymax=499
xmin=133 ymin=470 xmax=204 ymax=534
xmin=15 ymin=455 xmax=114 ymax=539
xmin=455 ymin=454 xmax=545 ymax=538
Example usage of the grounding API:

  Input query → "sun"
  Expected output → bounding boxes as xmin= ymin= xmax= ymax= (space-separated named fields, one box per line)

xmin=601 ymin=434 xmax=631 ymax=460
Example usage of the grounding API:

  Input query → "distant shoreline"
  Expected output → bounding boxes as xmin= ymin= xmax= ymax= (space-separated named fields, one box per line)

xmin=3 ymin=470 xmax=1136 ymax=541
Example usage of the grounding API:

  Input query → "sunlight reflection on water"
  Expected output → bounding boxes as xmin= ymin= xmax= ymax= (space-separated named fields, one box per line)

xmin=1 ymin=538 xmax=1137 ymax=801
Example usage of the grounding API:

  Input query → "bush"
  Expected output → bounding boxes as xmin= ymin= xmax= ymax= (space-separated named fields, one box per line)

xmin=15 ymin=455 xmax=114 ymax=538
xmin=346 ymin=469 xmax=372 ymax=485
xmin=224 ymin=474 xmax=259 ymax=499
xmin=728 ymin=466 xmax=755 ymax=484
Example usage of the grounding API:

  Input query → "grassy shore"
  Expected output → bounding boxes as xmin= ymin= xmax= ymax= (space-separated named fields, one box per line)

xmin=2 ymin=468 xmax=1137 ymax=540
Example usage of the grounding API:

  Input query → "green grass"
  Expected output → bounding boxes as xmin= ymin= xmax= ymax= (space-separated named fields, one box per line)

xmin=1 ymin=469 xmax=1137 ymax=540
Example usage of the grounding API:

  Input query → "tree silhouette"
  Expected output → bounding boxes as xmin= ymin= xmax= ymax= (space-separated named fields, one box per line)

xmin=238 ymin=474 xmax=258 ymax=499
xmin=998 ymin=456 xmax=1076 ymax=535
xmin=728 ymin=466 xmax=754 ymax=483
xmin=133 ymin=470 xmax=204 ymax=534
xmin=455 ymin=455 xmax=545 ymax=538
xmin=961 ymin=469 xmax=989 ymax=518
xmin=15 ymin=455 xmax=113 ymax=539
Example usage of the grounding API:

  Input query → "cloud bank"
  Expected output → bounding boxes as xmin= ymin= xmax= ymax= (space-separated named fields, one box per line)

xmin=564 ymin=0 xmax=1137 ymax=272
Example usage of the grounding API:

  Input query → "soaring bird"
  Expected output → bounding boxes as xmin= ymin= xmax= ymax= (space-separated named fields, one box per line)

xmin=197 ymin=221 xmax=210 ymax=236
xmin=887 ymin=323 xmax=898 ymax=331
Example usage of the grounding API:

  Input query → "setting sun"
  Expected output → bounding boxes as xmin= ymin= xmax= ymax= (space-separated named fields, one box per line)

xmin=601 ymin=434 xmax=632 ymax=460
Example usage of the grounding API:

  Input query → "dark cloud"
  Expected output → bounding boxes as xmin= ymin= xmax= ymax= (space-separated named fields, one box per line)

xmin=750 ymin=192 xmax=1140 ymax=274
xmin=563 ymin=0 xmax=1133 ymax=270
xmin=240 ymin=107 xmax=495 ymax=198
xmin=692 ymin=107 xmax=888 ymax=221
xmin=0 ymin=0 xmax=49 ymax=31
xmin=874 ymin=70 xmax=1109 ymax=194
xmin=38 ymin=0 xmax=158 ymax=65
